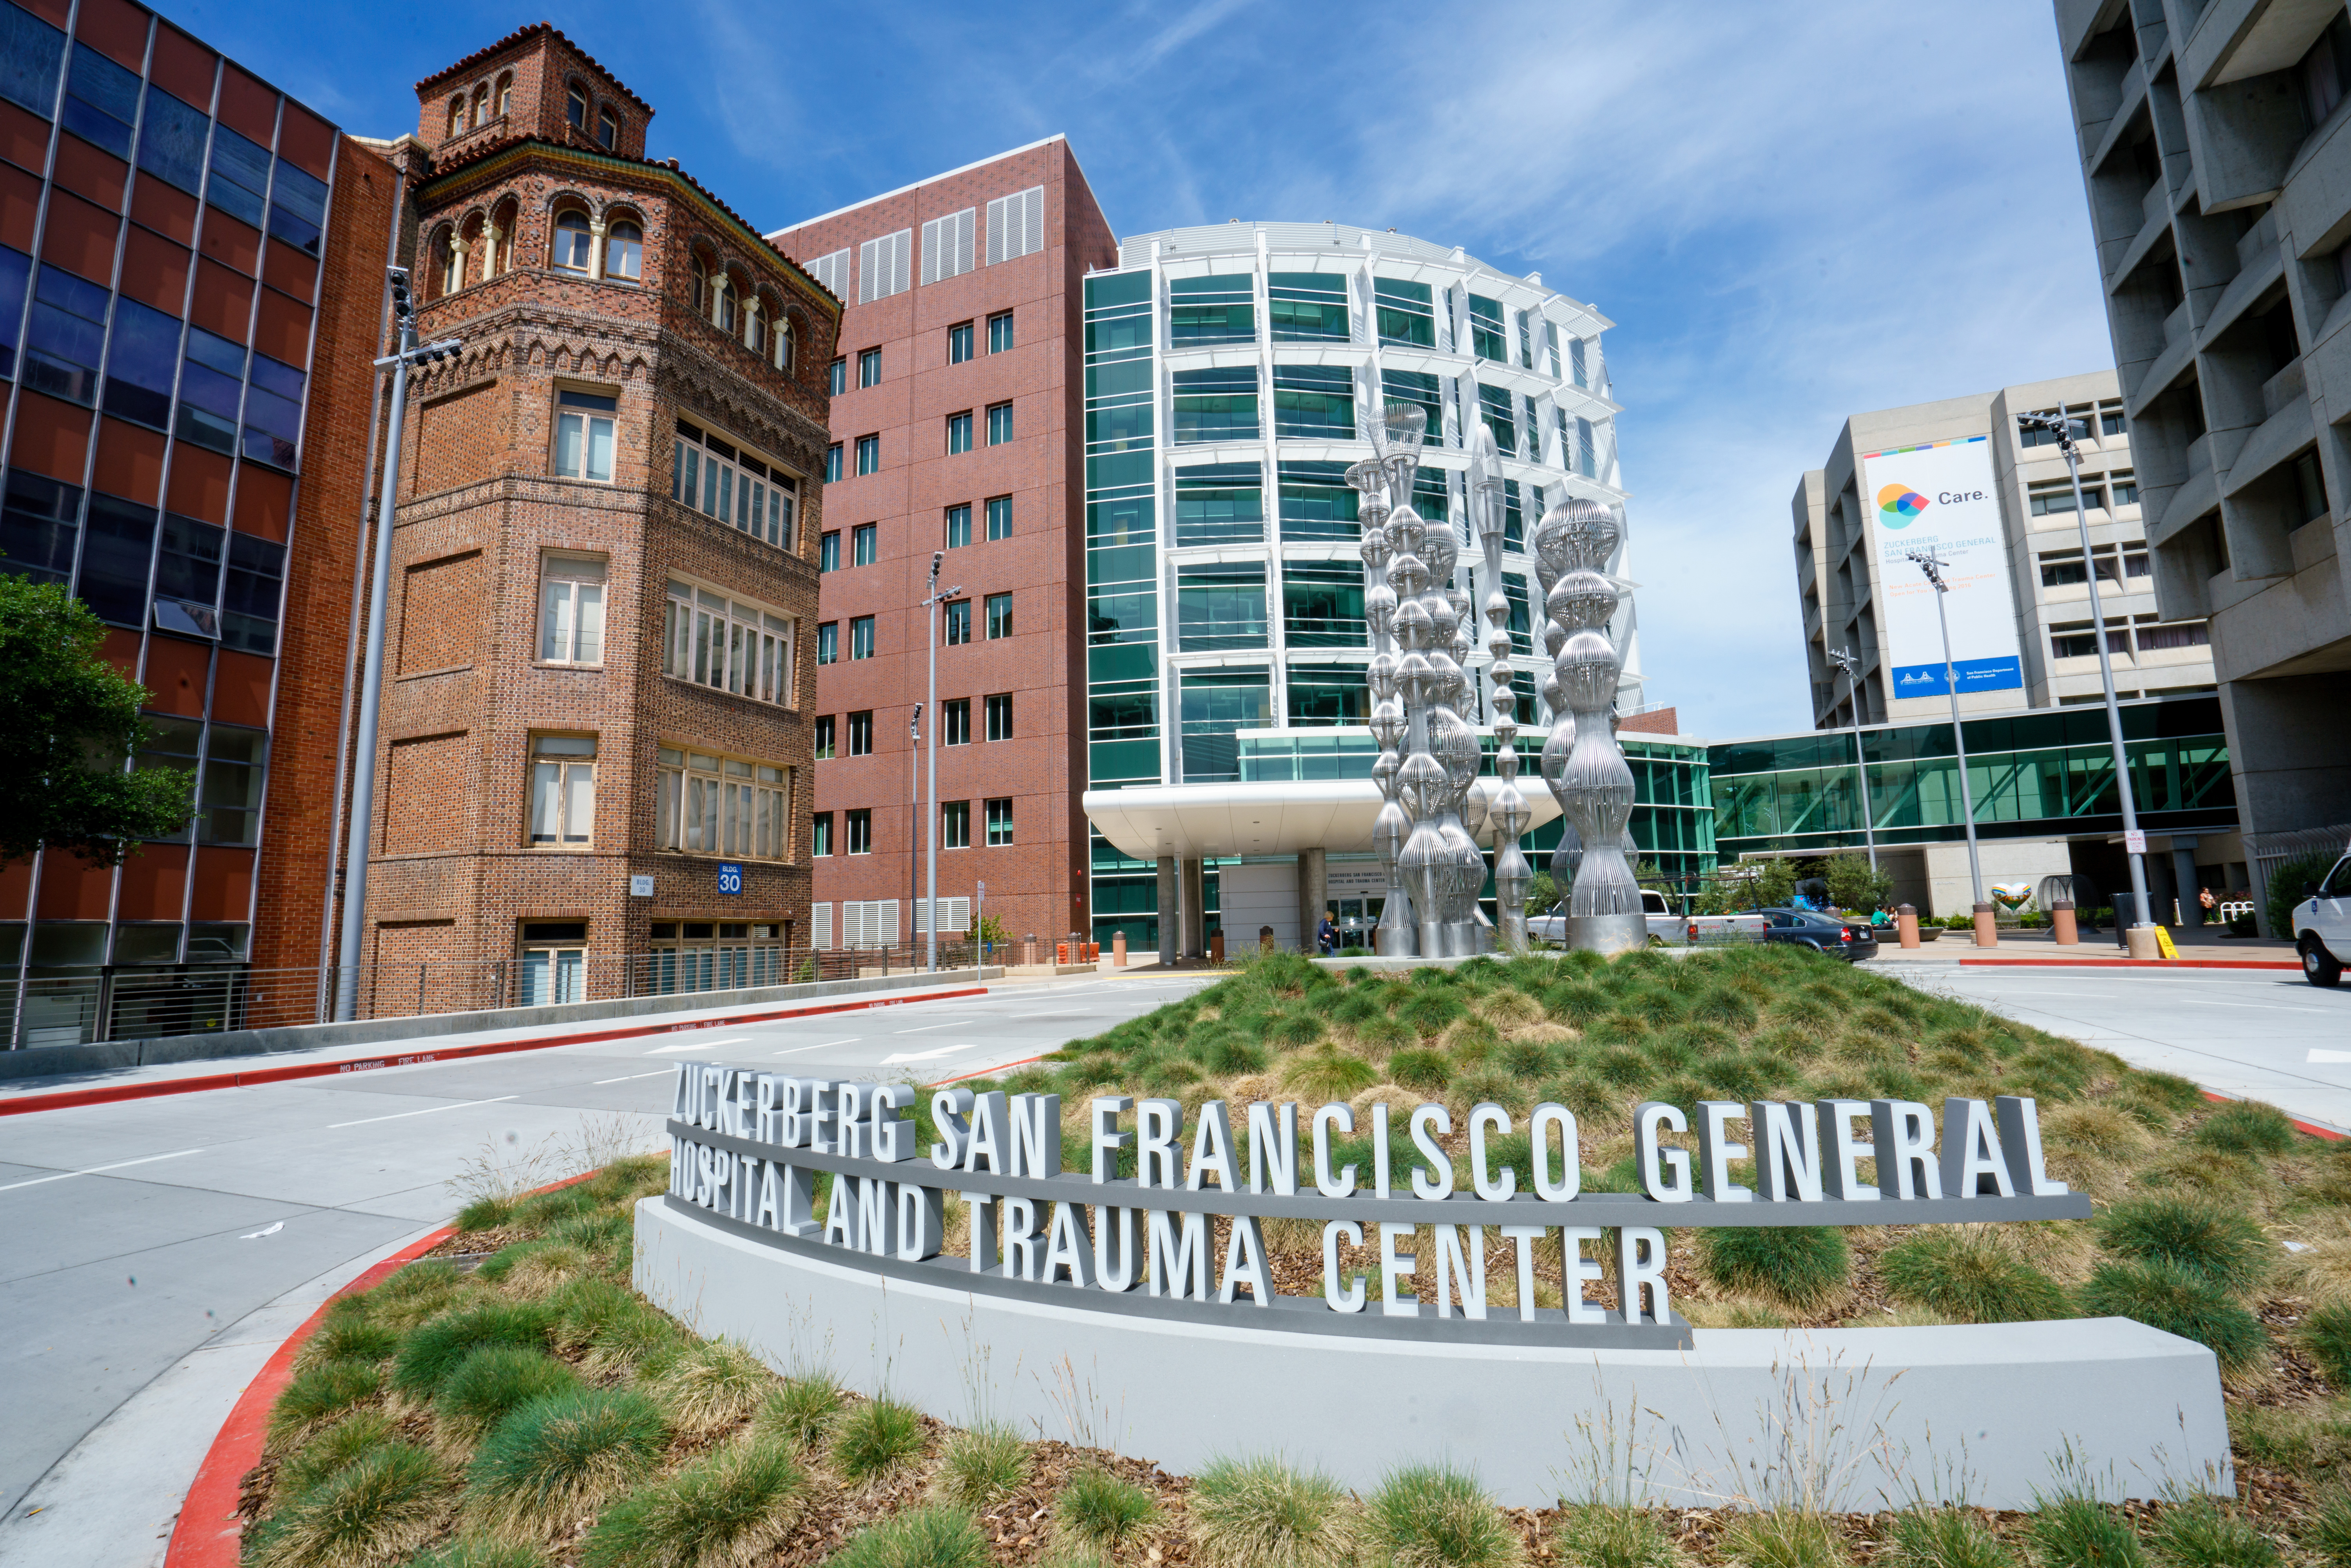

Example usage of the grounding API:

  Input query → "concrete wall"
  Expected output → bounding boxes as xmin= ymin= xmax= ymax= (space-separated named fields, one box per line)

xmin=1217 ymin=861 xmax=1302 ymax=951
xmin=1920 ymin=837 xmax=2076 ymax=918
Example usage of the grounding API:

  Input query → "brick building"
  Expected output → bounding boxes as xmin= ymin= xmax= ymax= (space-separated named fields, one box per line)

xmin=766 ymin=138 xmax=1116 ymax=952
xmin=354 ymin=26 xmax=836 ymax=1007
xmin=0 ymin=0 xmax=396 ymax=1043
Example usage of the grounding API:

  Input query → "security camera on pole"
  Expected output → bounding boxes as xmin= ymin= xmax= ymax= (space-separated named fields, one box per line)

xmin=2017 ymin=411 xmax=2159 ymax=956
xmin=1824 ymin=646 xmax=1878 ymax=874
xmin=1904 ymin=547 xmax=1994 ymax=947
xmin=334 ymin=267 xmax=464 ymax=1021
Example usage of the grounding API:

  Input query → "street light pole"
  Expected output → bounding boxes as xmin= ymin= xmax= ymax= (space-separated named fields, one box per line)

xmin=334 ymin=268 xmax=463 ymax=1021
xmin=2020 ymin=411 xmax=2155 ymax=940
xmin=1826 ymin=646 xmax=1877 ymax=873
xmin=1906 ymin=549 xmax=1986 ymax=912
xmin=922 ymin=553 xmax=959 ymax=971
xmin=907 ymin=703 xmax=921 ymax=966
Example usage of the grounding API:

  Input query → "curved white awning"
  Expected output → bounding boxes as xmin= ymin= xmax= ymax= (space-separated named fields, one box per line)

xmin=1082 ymin=779 xmax=1561 ymax=862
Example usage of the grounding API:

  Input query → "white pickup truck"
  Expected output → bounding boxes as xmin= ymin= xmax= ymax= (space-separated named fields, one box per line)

xmin=1527 ymin=892 xmax=1769 ymax=946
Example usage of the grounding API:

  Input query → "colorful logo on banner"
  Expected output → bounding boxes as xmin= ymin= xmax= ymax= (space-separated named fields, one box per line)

xmin=1877 ymin=484 xmax=1931 ymax=529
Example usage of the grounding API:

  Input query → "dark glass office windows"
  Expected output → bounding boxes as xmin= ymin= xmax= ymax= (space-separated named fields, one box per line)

xmin=0 ymin=471 xmax=78 ymax=585
xmin=1374 ymin=278 xmax=1435 ymax=349
xmin=1179 ymin=668 xmax=1271 ymax=781
xmin=0 ymin=3 xmax=64 ymax=119
xmin=269 ymin=162 xmax=330 ymax=257
xmin=1277 ymin=460 xmax=1358 ymax=541
xmin=77 ymin=494 xmax=156 ymax=625
xmin=1174 ymin=463 xmax=1264 ymax=547
xmin=1287 ymin=664 xmax=1369 ymax=726
xmin=1172 ymin=364 xmax=1258 ymax=444
xmin=201 ymin=726 xmax=266 ymax=844
xmin=1176 ymin=563 xmax=1266 ymax=651
xmin=25 ymin=263 xmax=109 ymax=404
xmin=62 ymin=44 xmax=138 ymax=158
xmin=206 ymin=125 xmax=272 ymax=228
xmin=245 ymin=354 xmax=304 ymax=467
xmin=0 ymin=243 xmax=33 ymax=381
xmin=104 ymin=298 xmax=181 ymax=429
xmin=137 ymin=85 xmax=209 ymax=193
xmin=222 ymin=531 xmax=287 ymax=654
xmin=176 ymin=327 xmax=246 ymax=454
xmin=1267 ymin=272 xmax=1347 ymax=342
xmin=1468 ymin=293 xmax=1507 ymax=362
xmin=1381 ymin=369 xmax=1442 ymax=442
xmin=1477 ymin=382 xmax=1517 ymax=454
xmin=1168 ymin=273 xmax=1253 ymax=346
xmin=1282 ymin=560 xmax=1365 ymax=647
xmin=1273 ymin=364 xmax=1353 ymax=438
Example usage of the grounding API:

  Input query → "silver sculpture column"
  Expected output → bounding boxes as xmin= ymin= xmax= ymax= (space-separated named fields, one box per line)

xmin=1471 ymin=428 xmax=1531 ymax=950
xmin=1348 ymin=407 xmax=1423 ymax=956
xmin=1418 ymin=516 xmax=1486 ymax=956
xmin=1539 ymin=497 xmax=1645 ymax=953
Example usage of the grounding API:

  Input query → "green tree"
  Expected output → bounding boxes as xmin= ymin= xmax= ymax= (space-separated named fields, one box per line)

xmin=1752 ymin=856 xmax=1797 ymax=908
xmin=2267 ymin=852 xmax=2339 ymax=941
xmin=0 ymin=576 xmax=194 ymax=866
xmin=1822 ymin=853 xmax=1894 ymax=914
xmin=1523 ymin=871 xmax=1557 ymax=917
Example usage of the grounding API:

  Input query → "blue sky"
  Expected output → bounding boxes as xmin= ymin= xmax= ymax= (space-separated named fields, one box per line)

xmin=181 ymin=0 xmax=2118 ymax=740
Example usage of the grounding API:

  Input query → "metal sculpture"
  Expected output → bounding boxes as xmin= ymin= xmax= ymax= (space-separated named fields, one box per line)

xmin=1535 ymin=495 xmax=1645 ymax=952
xmin=1469 ymin=427 xmax=1531 ymax=950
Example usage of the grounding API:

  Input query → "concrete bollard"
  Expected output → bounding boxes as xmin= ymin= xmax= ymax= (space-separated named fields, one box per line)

xmin=2125 ymin=925 xmax=2163 ymax=960
xmin=1113 ymin=932 xmax=1127 ymax=966
xmin=1973 ymin=902 xmax=1999 ymax=947
xmin=1898 ymin=903 xmax=1920 ymax=949
xmin=2052 ymin=901 xmax=2078 ymax=945
xmin=1023 ymin=934 xmax=1037 ymax=966
xmin=1210 ymin=931 xmax=1226 ymax=963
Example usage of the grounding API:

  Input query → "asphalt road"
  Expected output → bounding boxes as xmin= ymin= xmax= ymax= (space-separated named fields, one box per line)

xmin=1895 ymin=963 xmax=2351 ymax=1130
xmin=0 ymin=970 xmax=1213 ymax=1566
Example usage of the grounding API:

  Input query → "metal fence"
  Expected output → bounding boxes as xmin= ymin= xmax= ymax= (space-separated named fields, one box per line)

xmin=1 ymin=940 xmax=993 ymax=1050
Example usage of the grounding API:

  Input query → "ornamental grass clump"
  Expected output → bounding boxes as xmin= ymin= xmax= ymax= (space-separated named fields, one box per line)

xmin=391 ymin=1304 xmax=558 ymax=1401
xmin=406 ymin=1537 xmax=545 ymax=1568
xmin=1884 ymin=1506 xmax=2015 ymax=1568
xmin=2195 ymin=1102 xmax=2298 ymax=1157
xmin=653 ymin=1338 xmax=772 ymax=1438
xmin=1551 ymin=1505 xmax=1677 ymax=1568
xmin=1362 ymin=1464 xmax=1520 ymax=1568
xmin=1695 ymin=1226 xmax=1850 ymax=1311
xmin=2077 ymin=1260 xmax=2270 ymax=1372
xmin=932 ymin=1423 xmax=1030 ymax=1509
xmin=2308 ymin=1489 xmax=2351 ymax=1568
xmin=1722 ymin=1509 xmax=1847 ymax=1568
xmin=2147 ymin=1496 xmax=2278 ymax=1568
xmin=2303 ymin=1303 xmax=2351 ymax=1385
xmin=829 ymin=1396 xmax=929 ymax=1485
xmin=1056 ymin=1465 xmax=1160 ymax=1549
xmin=465 ymin=1386 xmax=669 ymax=1538
xmin=2095 ymin=1199 xmax=2269 ymax=1294
xmin=1876 ymin=1232 xmax=2071 ymax=1324
xmin=1284 ymin=1050 xmax=1379 ymax=1104
xmin=270 ymin=1359 xmax=385 ymax=1443
xmin=277 ymin=1411 xmax=400 ymax=1502
xmin=2030 ymin=1493 xmax=2145 ymax=1568
xmin=1187 ymin=1455 xmax=1355 ymax=1568
xmin=831 ymin=1505 xmax=994 ymax=1568
xmin=302 ymin=1315 xmax=403 ymax=1368
xmin=753 ymin=1376 xmax=843 ymax=1452
xmin=252 ymin=1442 xmax=451 ymax=1568
xmin=433 ymin=1346 xmax=580 ymax=1450
xmin=580 ymin=1439 xmax=808 ymax=1568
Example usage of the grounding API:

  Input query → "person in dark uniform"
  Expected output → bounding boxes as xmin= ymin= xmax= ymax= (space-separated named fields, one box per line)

xmin=1317 ymin=909 xmax=1340 ymax=956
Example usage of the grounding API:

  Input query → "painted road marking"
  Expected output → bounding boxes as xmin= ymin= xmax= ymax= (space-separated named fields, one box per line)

xmin=883 ymin=1043 xmax=978 ymax=1064
xmin=893 ymin=1020 xmax=969 ymax=1034
xmin=327 ymin=1095 xmax=518 ymax=1129
xmin=772 ymin=1039 xmax=861 ymax=1057
xmin=593 ymin=1070 xmax=674 ymax=1085
xmin=0 ymin=1148 xmax=205 ymax=1193
xmin=648 ymin=1038 xmax=751 ymax=1054
xmin=2311 ymin=1050 xmax=2351 ymax=1064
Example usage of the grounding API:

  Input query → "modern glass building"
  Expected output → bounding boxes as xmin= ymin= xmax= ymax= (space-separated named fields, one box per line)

xmin=1080 ymin=223 xmax=1636 ymax=952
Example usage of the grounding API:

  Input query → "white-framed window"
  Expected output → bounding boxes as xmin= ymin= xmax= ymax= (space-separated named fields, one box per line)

xmin=554 ymin=389 xmax=616 ymax=482
xmin=656 ymin=744 xmax=793 ymax=860
xmin=808 ymin=248 xmax=850 ymax=299
xmin=529 ymin=734 xmax=596 ymax=846
xmin=606 ymin=222 xmax=642 ymax=282
xmin=987 ymin=186 xmax=1045 ymax=265
xmin=663 ymin=576 xmax=797 ymax=705
xmin=671 ymin=418 xmax=798 ymax=549
xmin=841 ymin=898 xmax=897 ymax=946
xmin=537 ymin=554 xmax=605 ymax=664
xmin=553 ymin=210 xmax=592 ymax=273
xmin=859 ymin=229 xmax=912 ymax=303
xmin=598 ymin=107 xmax=619 ymax=149
xmin=922 ymin=208 xmax=976 ymax=285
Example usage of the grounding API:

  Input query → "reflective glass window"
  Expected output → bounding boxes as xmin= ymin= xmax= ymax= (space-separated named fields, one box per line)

xmin=222 ymin=531 xmax=286 ymax=654
xmin=244 ymin=353 xmax=306 ymax=468
xmin=1374 ymin=277 xmax=1435 ymax=349
xmin=1382 ymin=369 xmax=1443 ymax=444
xmin=1266 ymin=272 xmax=1348 ymax=342
xmin=103 ymin=297 xmax=182 ymax=429
xmin=61 ymin=45 xmax=138 ymax=158
xmin=1176 ymin=563 xmax=1266 ymax=651
xmin=0 ymin=471 xmax=78 ymax=585
xmin=268 ymin=162 xmax=329 ymax=257
xmin=76 ymin=493 xmax=156 ymax=626
xmin=1174 ymin=462 xmax=1263 ymax=547
xmin=0 ymin=4 xmax=64 ymax=118
xmin=0 ymin=242 xmax=28 ymax=379
xmin=206 ymin=125 xmax=272 ymax=228
xmin=24 ymin=263 xmax=109 ymax=406
xmin=1168 ymin=273 xmax=1252 ymax=346
xmin=176 ymin=327 xmax=245 ymax=454
xmin=1172 ymin=364 xmax=1257 ymax=444
xmin=945 ymin=503 xmax=970 ymax=549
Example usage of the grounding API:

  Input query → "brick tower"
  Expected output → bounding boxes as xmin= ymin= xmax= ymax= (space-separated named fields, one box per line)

xmin=355 ymin=26 xmax=837 ymax=1007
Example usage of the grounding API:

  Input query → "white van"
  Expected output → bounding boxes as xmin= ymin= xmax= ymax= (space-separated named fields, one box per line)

xmin=2295 ymin=851 xmax=2351 ymax=988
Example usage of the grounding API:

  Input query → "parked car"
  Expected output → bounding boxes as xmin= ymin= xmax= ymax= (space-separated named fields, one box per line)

xmin=1754 ymin=906 xmax=1878 ymax=962
xmin=1529 ymin=891 xmax=1768 ymax=947
xmin=2295 ymin=851 xmax=2351 ymax=988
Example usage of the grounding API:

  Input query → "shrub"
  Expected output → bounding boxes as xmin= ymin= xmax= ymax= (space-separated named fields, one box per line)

xmin=831 ymin=1505 xmax=994 ymax=1568
xmin=2303 ymin=1303 xmax=2351 ymax=1385
xmin=2096 ymin=1199 xmax=2269 ymax=1294
xmin=1388 ymin=1049 xmax=1453 ymax=1091
xmin=830 ymin=1397 xmax=928 ymax=1485
xmin=466 ymin=1387 xmax=669 ymax=1536
xmin=1695 ymin=1226 xmax=1849 ymax=1309
xmin=1057 ymin=1464 xmax=1160 ymax=1548
xmin=2078 ymin=1260 xmax=2270 ymax=1371
xmin=1552 ymin=1505 xmax=1677 ymax=1568
xmin=2267 ymin=851 xmax=2338 ymax=942
xmin=1876 ymin=1233 xmax=2072 ymax=1324
xmin=1188 ymin=1455 xmax=1355 ymax=1568
xmin=581 ymin=1439 xmax=808 ymax=1568
xmin=252 ymin=1443 xmax=451 ymax=1568
xmin=2147 ymin=1497 xmax=2277 ymax=1568
xmin=391 ymin=1305 xmax=556 ymax=1400
xmin=931 ymin=1423 xmax=1030 ymax=1509
xmin=2195 ymin=1102 xmax=2297 ymax=1157
xmin=436 ymin=1347 xmax=580 ymax=1448
xmin=1722 ymin=1510 xmax=1847 ymax=1568
xmin=655 ymin=1338 xmax=773 ymax=1438
xmin=270 ymin=1359 xmax=384 ymax=1443
xmin=2029 ymin=1497 xmax=2143 ymax=1568
xmin=1362 ymin=1464 xmax=1519 ymax=1568
xmin=1884 ymin=1506 xmax=2014 ymax=1568
xmin=277 ymin=1411 xmax=399 ymax=1501
xmin=754 ymin=1376 xmax=843 ymax=1452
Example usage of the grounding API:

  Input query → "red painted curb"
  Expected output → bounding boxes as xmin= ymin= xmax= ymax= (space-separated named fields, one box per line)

xmin=0 ymin=985 xmax=992 ymax=1118
xmin=163 ymin=1171 xmax=599 ymax=1568
xmin=1953 ymin=957 xmax=2300 ymax=970
xmin=2199 ymin=1088 xmax=2347 ymax=1142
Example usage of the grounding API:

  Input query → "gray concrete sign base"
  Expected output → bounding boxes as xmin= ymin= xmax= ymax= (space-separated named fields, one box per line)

xmin=634 ymin=1199 xmax=2230 ymax=1509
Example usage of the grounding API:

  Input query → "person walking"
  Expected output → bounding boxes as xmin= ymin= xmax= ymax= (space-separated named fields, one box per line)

xmin=1317 ymin=909 xmax=1340 ymax=956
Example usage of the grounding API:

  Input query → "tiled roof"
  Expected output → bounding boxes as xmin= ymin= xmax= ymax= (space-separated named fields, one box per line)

xmin=415 ymin=23 xmax=655 ymax=118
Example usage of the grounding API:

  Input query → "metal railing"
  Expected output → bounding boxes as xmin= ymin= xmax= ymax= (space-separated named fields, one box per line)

xmin=2 ymin=940 xmax=991 ymax=1049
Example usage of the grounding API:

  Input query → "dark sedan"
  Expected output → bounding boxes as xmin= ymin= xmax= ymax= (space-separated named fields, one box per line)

xmin=1756 ymin=907 xmax=1878 ymax=961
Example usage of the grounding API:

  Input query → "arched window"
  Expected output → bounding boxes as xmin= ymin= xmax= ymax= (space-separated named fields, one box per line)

xmin=553 ymin=210 xmax=592 ymax=273
xmin=606 ymin=221 xmax=642 ymax=282
xmin=691 ymin=255 xmax=708 ymax=316
xmin=496 ymin=74 xmax=512 ymax=118
xmin=471 ymin=84 xmax=487 ymax=127
xmin=566 ymin=83 xmax=587 ymax=130
xmin=447 ymin=97 xmax=464 ymax=139
xmin=435 ymin=230 xmax=458 ymax=295
xmin=773 ymin=313 xmax=793 ymax=371
xmin=597 ymin=108 xmax=618 ymax=150
xmin=717 ymin=273 xmax=738 ymax=333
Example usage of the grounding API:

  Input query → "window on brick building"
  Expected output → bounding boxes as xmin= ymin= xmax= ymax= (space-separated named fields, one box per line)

xmin=848 ymin=710 xmax=874 ymax=755
xmin=949 ymin=322 xmax=974 ymax=364
xmin=662 ymin=576 xmax=796 ymax=703
xmin=447 ymin=98 xmax=463 ymax=139
xmin=855 ymin=435 xmax=880 ymax=475
xmin=471 ymin=83 xmax=487 ymax=128
xmin=814 ymin=715 xmax=835 ymax=759
xmin=943 ymin=799 xmax=971 ymax=849
xmin=858 ymin=347 xmax=881 ymax=387
xmin=986 ymin=592 xmax=1013 ymax=639
xmin=813 ymin=812 xmax=833 ymax=856
xmin=944 ymin=697 xmax=971 ymax=744
xmin=826 ymin=444 xmax=842 ymax=482
xmin=529 ymin=735 xmax=596 ymax=846
xmin=819 ymin=531 xmax=840 ymax=572
xmin=853 ymin=523 xmax=877 ymax=566
xmin=850 ymin=616 xmax=875 ymax=659
xmin=846 ymin=809 xmax=873 ymax=855
xmin=989 ymin=311 xmax=1014 ymax=353
xmin=598 ymin=108 xmax=619 ymax=149
xmin=947 ymin=411 xmax=972 ymax=455
xmin=985 ymin=692 xmax=1013 ymax=740
xmin=554 ymin=210 xmax=592 ymax=273
xmin=985 ymin=797 xmax=1014 ymax=846
xmin=818 ymin=622 xmax=837 ymax=663
xmin=944 ymin=598 xmax=970 ymax=645
xmin=607 ymin=223 xmax=642 ymax=282
xmin=567 ymin=82 xmax=588 ymax=130
xmin=656 ymin=745 xmax=792 ymax=859
xmin=986 ymin=496 xmax=1012 ymax=540
xmin=674 ymin=419 xmax=798 ymax=548
xmin=554 ymin=389 xmax=616 ymax=482
xmin=829 ymin=358 xmax=846 ymax=395
xmin=496 ymin=73 xmax=512 ymax=117
xmin=987 ymin=401 xmax=1014 ymax=445
xmin=538 ymin=555 xmax=605 ymax=665
xmin=945 ymin=504 xmax=971 ymax=549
